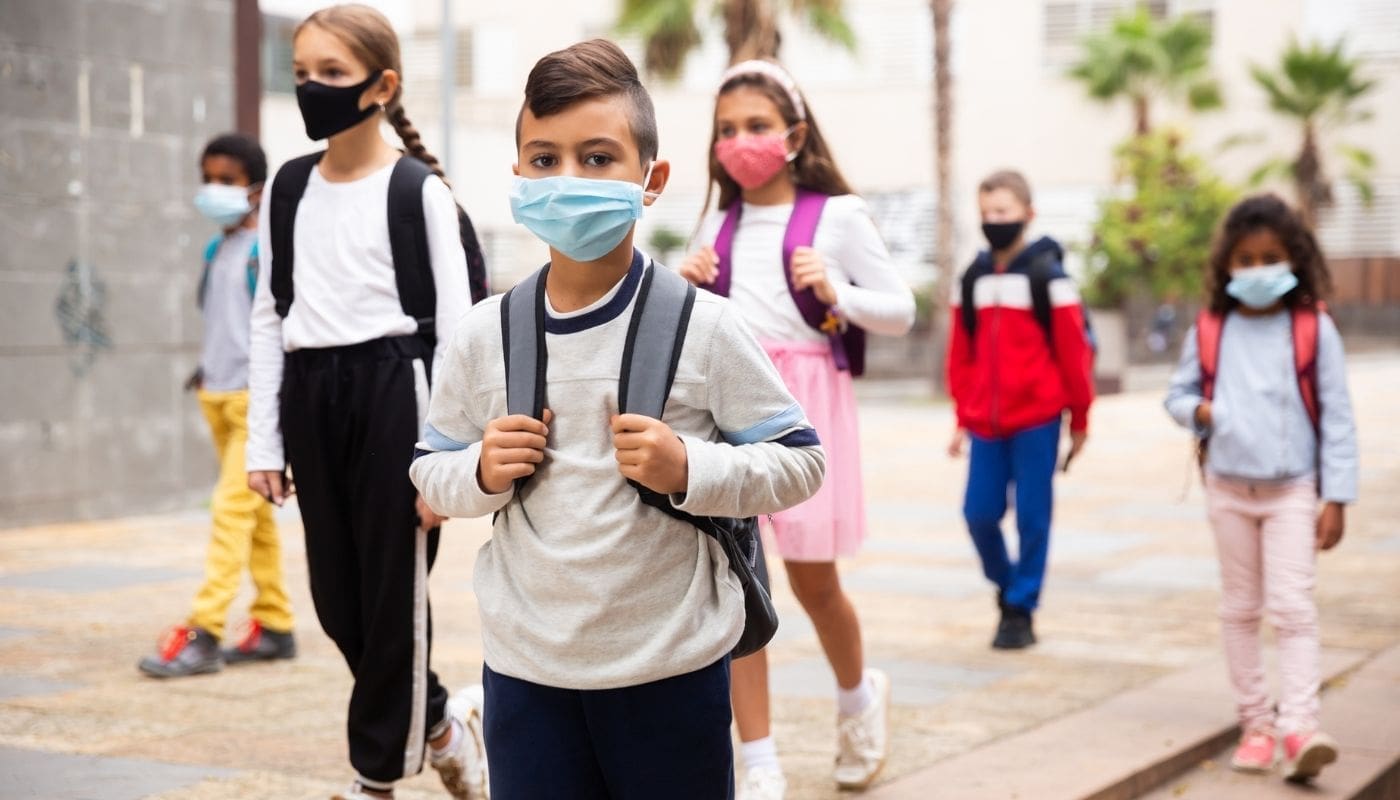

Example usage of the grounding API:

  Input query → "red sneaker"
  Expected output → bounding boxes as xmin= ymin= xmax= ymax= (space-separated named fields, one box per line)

xmin=1229 ymin=729 xmax=1278 ymax=773
xmin=1283 ymin=730 xmax=1338 ymax=782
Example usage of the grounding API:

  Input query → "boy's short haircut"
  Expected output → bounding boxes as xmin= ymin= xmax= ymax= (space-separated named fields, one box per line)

xmin=516 ymin=39 xmax=659 ymax=164
xmin=978 ymin=169 xmax=1032 ymax=207
xmin=201 ymin=133 xmax=267 ymax=186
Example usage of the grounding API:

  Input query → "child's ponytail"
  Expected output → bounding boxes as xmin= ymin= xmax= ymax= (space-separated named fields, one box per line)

xmin=298 ymin=4 xmax=448 ymax=184
xmin=386 ymin=102 xmax=447 ymax=183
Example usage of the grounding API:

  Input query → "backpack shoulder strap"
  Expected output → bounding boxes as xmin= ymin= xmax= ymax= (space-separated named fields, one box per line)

xmin=1196 ymin=309 xmax=1225 ymax=402
xmin=197 ymin=235 xmax=222 ymax=309
xmin=387 ymin=156 xmax=437 ymax=341
xmin=268 ymin=151 xmax=324 ymax=319
xmin=246 ymin=241 xmax=259 ymax=298
xmin=618 ymin=264 xmax=697 ymax=420
xmin=781 ymin=190 xmax=830 ymax=332
xmin=1291 ymin=304 xmax=1322 ymax=433
xmin=501 ymin=266 xmax=548 ymax=421
xmin=706 ymin=202 xmax=743 ymax=298
xmin=1026 ymin=250 xmax=1059 ymax=344
xmin=203 ymin=235 xmax=223 ymax=265
xmin=959 ymin=261 xmax=983 ymax=337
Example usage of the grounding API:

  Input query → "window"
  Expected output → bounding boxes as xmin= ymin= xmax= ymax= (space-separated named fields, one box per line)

xmin=1044 ymin=1 xmax=1215 ymax=66
xmin=261 ymin=14 xmax=298 ymax=95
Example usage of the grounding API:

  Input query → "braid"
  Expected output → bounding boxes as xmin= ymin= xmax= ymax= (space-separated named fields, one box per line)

xmin=387 ymin=101 xmax=449 ymax=186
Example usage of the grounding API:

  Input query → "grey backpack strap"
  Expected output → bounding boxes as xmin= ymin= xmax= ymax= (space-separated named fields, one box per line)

xmin=618 ymin=265 xmax=697 ymax=419
xmin=502 ymin=267 xmax=548 ymax=420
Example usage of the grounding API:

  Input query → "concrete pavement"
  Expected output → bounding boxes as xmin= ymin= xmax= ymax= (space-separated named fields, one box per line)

xmin=1 ymin=354 xmax=1397 ymax=799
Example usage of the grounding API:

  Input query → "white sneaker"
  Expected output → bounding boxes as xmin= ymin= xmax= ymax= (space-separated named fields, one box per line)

xmin=429 ymin=686 xmax=489 ymax=799
xmin=833 ymin=668 xmax=890 ymax=790
xmin=737 ymin=764 xmax=787 ymax=800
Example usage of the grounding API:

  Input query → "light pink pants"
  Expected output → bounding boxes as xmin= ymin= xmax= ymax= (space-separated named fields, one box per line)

xmin=1206 ymin=474 xmax=1320 ymax=734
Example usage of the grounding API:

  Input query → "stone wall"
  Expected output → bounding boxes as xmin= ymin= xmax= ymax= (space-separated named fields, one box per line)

xmin=0 ymin=0 xmax=235 ymax=526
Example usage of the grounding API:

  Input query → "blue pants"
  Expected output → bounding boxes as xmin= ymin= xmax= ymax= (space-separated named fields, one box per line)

xmin=963 ymin=417 xmax=1061 ymax=612
xmin=482 ymin=658 xmax=734 ymax=799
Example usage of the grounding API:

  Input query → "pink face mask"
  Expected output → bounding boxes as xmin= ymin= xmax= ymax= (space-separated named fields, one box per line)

xmin=714 ymin=129 xmax=796 ymax=189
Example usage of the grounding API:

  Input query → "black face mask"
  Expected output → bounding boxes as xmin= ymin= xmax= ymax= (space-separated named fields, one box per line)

xmin=981 ymin=220 xmax=1026 ymax=252
xmin=296 ymin=70 xmax=383 ymax=141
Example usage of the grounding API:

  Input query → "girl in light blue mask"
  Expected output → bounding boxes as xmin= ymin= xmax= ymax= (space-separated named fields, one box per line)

xmin=1164 ymin=194 xmax=1357 ymax=784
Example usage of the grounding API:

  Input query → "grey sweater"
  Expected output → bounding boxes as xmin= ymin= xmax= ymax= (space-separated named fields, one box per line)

xmin=1164 ymin=309 xmax=1358 ymax=503
xmin=410 ymin=258 xmax=826 ymax=689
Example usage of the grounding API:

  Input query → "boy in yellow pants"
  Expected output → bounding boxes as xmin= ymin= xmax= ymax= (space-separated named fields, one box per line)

xmin=139 ymin=134 xmax=296 ymax=678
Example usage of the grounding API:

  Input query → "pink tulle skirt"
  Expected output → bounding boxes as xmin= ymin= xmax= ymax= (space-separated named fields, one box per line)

xmin=761 ymin=340 xmax=867 ymax=562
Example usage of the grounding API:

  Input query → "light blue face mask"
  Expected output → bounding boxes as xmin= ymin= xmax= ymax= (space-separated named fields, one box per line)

xmin=1226 ymin=262 xmax=1298 ymax=309
xmin=194 ymin=183 xmax=255 ymax=227
xmin=509 ymin=166 xmax=656 ymax=262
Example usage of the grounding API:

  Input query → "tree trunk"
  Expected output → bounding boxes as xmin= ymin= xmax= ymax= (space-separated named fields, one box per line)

xmin=929 ymin=0 xmax=955 ymax=395
xmin=1294 ymin=121 xmax=1331 ymax=231
xmin=1132 ymin=93 xmax=1150 ymax=137
xmin=724 ymin=0 xmax=781 ymax=63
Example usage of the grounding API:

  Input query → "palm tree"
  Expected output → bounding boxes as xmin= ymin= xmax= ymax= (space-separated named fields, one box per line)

xmin=930 ymin=0 xmax=955 ymax=394
xmin=1249 ymin=39 xmax=1378 ymax=231
xmin=1067 ymin=8 xmax=1221 ymax=137
xmin=617 ymin=0 xmax=855 ymax=78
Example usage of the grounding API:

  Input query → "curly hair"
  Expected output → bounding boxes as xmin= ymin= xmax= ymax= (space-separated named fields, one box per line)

xmin=1205 ymin=193 xmax=1332 ymax=314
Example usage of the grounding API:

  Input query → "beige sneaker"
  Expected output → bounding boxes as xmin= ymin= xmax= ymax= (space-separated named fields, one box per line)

xmin=737 ymin=764 xmax=787 ymax=800
xmin=833 ymin=669 xmax=890 ymax=790
xmin=430 ymin=686 xmax=489 ymax=799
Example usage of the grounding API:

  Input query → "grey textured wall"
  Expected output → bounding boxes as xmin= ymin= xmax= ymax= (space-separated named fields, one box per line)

xmin=1 ymin=0 xmax=235 ymax=526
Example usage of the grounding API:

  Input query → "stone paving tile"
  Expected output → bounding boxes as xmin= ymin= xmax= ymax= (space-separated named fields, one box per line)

xmin=771 ymin=656 xmax=1015 ymax=706
xmin=842 ymin=563 xmax=988 ymax=598
xmin=0 ymin=744 xmax=236 ymax=799
xmin=0 ymin=675 xmax=82 ymax=700
xmin=0 ymin=564 xmax=198 ymax=592
xmin=1091 ymin=555 xmax=1221 ymax=593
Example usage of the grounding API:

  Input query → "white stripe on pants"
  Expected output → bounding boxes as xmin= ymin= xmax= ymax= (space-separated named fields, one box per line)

xmin=1206 ymin=474 xmax=1320 ymax=735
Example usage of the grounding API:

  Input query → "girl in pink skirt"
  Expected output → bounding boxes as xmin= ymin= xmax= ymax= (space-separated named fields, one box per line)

xmin=678 ymin=60 xmax=915 ymax=798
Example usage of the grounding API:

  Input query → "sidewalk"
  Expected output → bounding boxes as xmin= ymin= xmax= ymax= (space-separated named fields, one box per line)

xmin=1 ymin=355 xmax=1397 ymax=799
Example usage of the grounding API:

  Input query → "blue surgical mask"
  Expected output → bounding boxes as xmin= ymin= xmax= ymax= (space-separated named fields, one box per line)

xmin=509 ymin=166 xmax=657 ymax=262
xmin=1226 ymin=262 xmax=1298 ymax=310
xmin=195 ymin=183 xmax=255 ymax=227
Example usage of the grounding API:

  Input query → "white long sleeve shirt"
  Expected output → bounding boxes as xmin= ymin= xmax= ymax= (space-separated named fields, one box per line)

xmin=694 ymin=194 xmax=915 ymax=343
xmin=246 ymin=158 xmax=471 ymax=471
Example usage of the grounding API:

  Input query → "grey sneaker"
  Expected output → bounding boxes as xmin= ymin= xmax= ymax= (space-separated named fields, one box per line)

xmin=138 ymin=625 xmax=222 ymax=678
xmin=222 ymin=620 xmax=297 ymax=665
xmin=430 ymin=686 xmax=489 ymax=799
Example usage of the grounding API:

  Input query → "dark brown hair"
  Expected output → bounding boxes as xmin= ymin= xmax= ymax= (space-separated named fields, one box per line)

xmin=516 ymin=39 xmax=658 ymax=164
xmin=296 ymin=4 xmax=446 ymax=181
xmin=703 ymin=64 xmax=854 ymax=214
xmin=1206 ymin=193 xmax=1331 ymax=314
xmin=978 ymin=170 xmax=1033 ymax=206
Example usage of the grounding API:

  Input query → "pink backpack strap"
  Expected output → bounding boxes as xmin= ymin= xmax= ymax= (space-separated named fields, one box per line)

xmin=1196 ymin=309 xmax=1224 ymax=402
xmin=706 ymin=202 xmax=743 ymax=298
xmin=1292 ymin=304 xmax=1322 ymax=434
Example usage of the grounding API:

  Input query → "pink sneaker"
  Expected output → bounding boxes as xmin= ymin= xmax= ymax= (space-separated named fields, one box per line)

xmin=1229 ymin=730 xmax=1278 ymax=773
xmin=1283 ymin=731 xmax=1338 ymax=782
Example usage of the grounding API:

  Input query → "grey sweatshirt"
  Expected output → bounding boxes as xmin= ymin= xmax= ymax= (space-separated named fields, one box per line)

xmin=1164 ymin=309 xmax=1358 ymax=503
xmin=410 ymin=257 xmax=826 ymax=690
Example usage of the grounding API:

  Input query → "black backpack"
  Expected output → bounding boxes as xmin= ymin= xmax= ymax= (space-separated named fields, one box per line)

xmin=267 ymin=152 xmax=489 ymax=350
xmin=500 ymin=262 xmax=780 ymax=659
xmin=960 ymin=249 xmax=1098 ymax=358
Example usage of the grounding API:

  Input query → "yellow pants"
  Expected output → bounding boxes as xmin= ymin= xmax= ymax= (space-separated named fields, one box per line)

xmin=189 ymin=389 xmax=294 ymax=640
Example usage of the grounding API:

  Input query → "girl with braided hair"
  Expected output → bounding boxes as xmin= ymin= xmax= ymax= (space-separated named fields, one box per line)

xmin=245 ymin=5 xmax=484 ymax=799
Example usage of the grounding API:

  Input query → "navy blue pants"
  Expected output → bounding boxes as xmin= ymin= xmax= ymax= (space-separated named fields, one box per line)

xmin=482 ymin=658 xmax=734 ymax=799
xmin=964 ymin=416 xmax=1061 ymax=611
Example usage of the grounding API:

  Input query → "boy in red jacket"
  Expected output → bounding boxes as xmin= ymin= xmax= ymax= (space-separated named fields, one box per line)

xmin=946 ymin=170 xmax=1094 ymax=649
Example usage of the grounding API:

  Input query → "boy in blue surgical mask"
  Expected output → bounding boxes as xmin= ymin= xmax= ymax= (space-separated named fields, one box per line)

xmin=410 ymin=39 xmax=826 ymax=798
xmin=138 ymin=133 xmax=297 ymax=679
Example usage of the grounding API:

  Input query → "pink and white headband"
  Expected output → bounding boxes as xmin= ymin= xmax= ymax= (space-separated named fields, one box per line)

xmin=719 ymin=60 xmax=807 ymax=121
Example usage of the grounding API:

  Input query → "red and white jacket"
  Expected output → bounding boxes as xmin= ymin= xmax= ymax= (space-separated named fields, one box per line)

xmin=947 ymin=237 xmax=1094 ymax=438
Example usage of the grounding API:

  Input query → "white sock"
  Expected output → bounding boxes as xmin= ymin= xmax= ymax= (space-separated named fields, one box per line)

xmin=837 ymin=673 xmax=875 ymax=717
xmin=430 ymin=718 xmax=461 ymax=759
xmin=740 ymin=736 xmax=781 ymax=772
